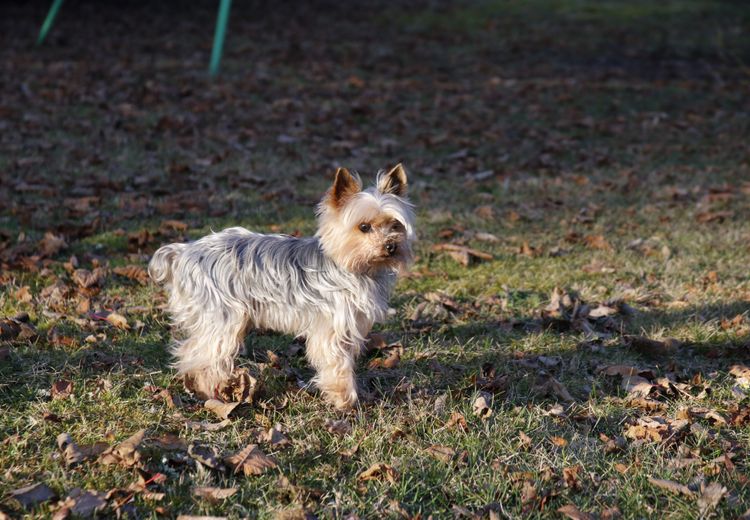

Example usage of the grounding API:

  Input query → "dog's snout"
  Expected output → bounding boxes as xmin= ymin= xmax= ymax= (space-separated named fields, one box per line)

xmin=385 ymin=242 xmax=397 ymax=255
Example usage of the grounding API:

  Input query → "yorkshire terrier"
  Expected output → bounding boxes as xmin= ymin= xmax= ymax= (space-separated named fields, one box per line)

xmin=149 ymin=165 xmax=415 ymax=409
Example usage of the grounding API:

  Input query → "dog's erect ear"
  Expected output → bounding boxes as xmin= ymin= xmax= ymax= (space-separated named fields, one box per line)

xmin=328 ymin=167 xmax=361 ymax=209
xmin=378 ymin=163 xmax=408 ymax=197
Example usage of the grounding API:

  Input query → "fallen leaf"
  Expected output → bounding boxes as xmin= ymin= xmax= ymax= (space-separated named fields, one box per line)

xmin=191 ymin=487 xmax=238 ymax=502
xmin=697 ymin=482 xmax=727 ymax=515
xmin=72 ymin=268 xmax=106 ymax=289
xmin=425 ymin=445 xmax=456 ymax=463
xmin=563 ymin=465 xmax=583 ymax=490
xmin=225 ymin=444 xmax=277 ymax=476
xmin=188 ymin=442 xmax=225 ymax=470
xmin=625 ymin=335 xmax=680 ymax=358
xmin=147 ymin=433 xmax=187 ymax=451
xmin=324 ymin=418 xmax=352 ymax=436
xmin=112 ymin=265 xmax=149 ymax=285
xmin=99 ymin=429 xmax=145 ymax=467
xmin=15 ymin=286 xmax=32 ymax=303
xmin=159 ymin=219 xmax=188 ymax=234
xmin=550 ymin=436 xmax=568 ymax=447
xmin=557 ymin=504 xmax=595 ymax=520
xmin=368 ymin=348 xmax=400 ymax=369
xmin=624 ymin=416 xmax=689 ymax=445
xmin=56 ymin=433 xmax=107 ymax=466
xmin=583 ymin=234 xmax=612 ymax=251
xmin=358 ymin=463 xmax=398 ymax=484
xmin=473 ymin=392 xmax=493 ymax=418
xmin=10 ymin=482 xmax=57 ymax=509
xmin=51 ymin=380 xmax=73 ymax=400
xmin=518 ymin=431 xmax=533 ymax=451
xmin=60 ymin=489 xmax=108 ymax=518
xmin=216 ymin=368 xmax=258 ymax=403
xmin=185 ymin=419 xmax=231 ymax=432
xmin=105 ymin=312 xmax=129 ymax=330
xmin=533 ymin=373 xmax=574 ymax=402
xmin=695 ymin=210 xmax=733 ymax=223
xmin=39 ymin=232 xmax=67 ymax=257
xmin=204 ymin=399 xmax=250 ymax=420
xmin=260 ymin=426 xmax=291 ymax=448
xmin=433 ymin=243 xmax=493 ymax=266
xmin=648 ymin=477 xmax=694 ymax=497
xmin=444 ymin=411 xmax=468 ymax=431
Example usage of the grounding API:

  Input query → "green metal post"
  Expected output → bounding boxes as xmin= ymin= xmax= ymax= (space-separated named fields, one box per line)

xmin=37 ymin=0 xmax=65 ymax=45
xmin=209 ymin=0 xmax=232 ymax=78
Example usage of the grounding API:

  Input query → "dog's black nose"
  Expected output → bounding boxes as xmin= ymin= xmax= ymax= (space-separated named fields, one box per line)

xmin=385 ymin=242 xmax=397 ymax=255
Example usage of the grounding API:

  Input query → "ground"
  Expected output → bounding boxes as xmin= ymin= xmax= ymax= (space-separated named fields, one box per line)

xmin=1 ymin=0 xmax=750 ymax=518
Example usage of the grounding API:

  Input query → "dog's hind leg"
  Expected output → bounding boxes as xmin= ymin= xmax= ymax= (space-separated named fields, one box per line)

xmin=170 ymin=306 xmax=247 ymax=399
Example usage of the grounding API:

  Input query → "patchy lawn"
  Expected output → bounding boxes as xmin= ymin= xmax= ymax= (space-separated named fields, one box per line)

xmin=2 ymin=0 xmax=750 ymax=518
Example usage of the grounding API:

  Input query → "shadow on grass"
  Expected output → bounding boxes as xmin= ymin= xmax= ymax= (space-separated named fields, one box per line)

xmin=1 ymin=299 xmax=748 ymax=414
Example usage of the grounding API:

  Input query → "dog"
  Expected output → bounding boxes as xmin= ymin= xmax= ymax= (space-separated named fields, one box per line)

xmin=149 ymin=164 xmax=415 ymax=409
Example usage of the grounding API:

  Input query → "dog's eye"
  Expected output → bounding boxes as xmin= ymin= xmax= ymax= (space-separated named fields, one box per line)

xmin=358 ymin=223 xmax=372 ymax=233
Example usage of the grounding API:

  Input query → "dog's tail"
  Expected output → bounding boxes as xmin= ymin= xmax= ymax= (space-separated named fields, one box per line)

xmin=148 ymin=243 xmax=187 ymax=285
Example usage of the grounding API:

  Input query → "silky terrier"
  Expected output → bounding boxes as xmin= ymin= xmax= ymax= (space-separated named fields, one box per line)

xmin=149 ymin=164 xmax=415 ymax=409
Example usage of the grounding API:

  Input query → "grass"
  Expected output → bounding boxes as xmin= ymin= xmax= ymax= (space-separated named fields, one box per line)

xmin=2 ymin=0 xmax=750 ymax=518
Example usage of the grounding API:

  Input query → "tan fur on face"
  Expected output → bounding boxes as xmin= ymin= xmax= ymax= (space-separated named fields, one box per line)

xmin=317 ymin=189 xmax=414 ymax=274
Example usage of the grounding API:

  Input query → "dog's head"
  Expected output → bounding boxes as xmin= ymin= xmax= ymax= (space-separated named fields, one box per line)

xmin=316 ymin=164 xmax=416 ymax=275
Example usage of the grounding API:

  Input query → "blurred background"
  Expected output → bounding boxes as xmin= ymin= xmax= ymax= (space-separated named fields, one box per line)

xmin=2 ymin=0 xmax=748 ymax=239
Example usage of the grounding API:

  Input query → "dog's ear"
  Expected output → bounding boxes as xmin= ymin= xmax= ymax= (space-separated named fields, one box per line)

xmin=378 ymin=163 xmax=408 ymax=197
xmin=327 ymin=167 xmax=361 ymax=209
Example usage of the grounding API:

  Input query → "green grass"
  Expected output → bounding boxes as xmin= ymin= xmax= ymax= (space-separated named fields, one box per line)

xmin=2 ymin=0 xmax=750 ymax=518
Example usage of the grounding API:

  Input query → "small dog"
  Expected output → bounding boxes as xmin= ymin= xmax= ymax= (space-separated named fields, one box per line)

xmin=149 ymin=165 xmax=415 ymax=409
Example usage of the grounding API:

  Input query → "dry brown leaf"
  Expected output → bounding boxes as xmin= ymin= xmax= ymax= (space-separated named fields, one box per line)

xmin=444 ymin=411 xmax=468 ymax=431
xmin=563 ymin=465 xmax=583 ymax=490
xmin=99 ymin=429 xmax=145 ymax=467
xmin=15 ymin=286 xmax=32 ymax=303
xmin=188 ymin=443 xmax=224 ymax=470
xmin=72 ymin=268 xmax=106 ymax=289
xmin=624 ymin=416 xmax=688 ymax=445
xmin=534 ymin=373 xmax=575 ymax=402
xmin=185 ymin=419 xmax=231 ymax=432
xmin=204 ymin=399 xmax=249 ymax=420
xmin=159 ymin=219 xmax=188 ymax=234
xmin=225 ymin=444 xmax=277 ymax=476
xmin=550 ymin=436 xmax=568 ymax=447
xmin=433 ymin=243 xmax=493 ymax=266
xmin=105 ymin=312 xmax=129 ymax=330
xmin=648 ymin=477 xmax=693 ymax=497
xmin=39 ymin=232 xmax=67 ymax=258
xmin=425 ymin=445 xmax=456 ymax=463
xmin=56 ymin=433 xmax=108 ymax=466
xmin=698 ymin=482 xmax=727 ymax=515
xmin=51 ymin=380 xmax=73 ymax=400
xmin=625 ymin=335 xmax=680 ymax=358
xmin=472 ymin=392 xmax=493 ymax=419
xmin=191 ymin=487 xmax=238 ymax=502
xmin=148 ymin=433 xmax=187 ymax=451
xmin=260 ymin=426 xmax=291 ymax=448
xmin=324 ymin=418 xmax=352 ymax=436
xmin=112 ymin=265 xmax=149 ymax=285
xmin=368 ymin=348 xmax=400 ymax=369
xmin=59 ymin=489 xmax=108 ymax=518
xmin=695 ymin=210 xmax=733 ymax=223
xmin=730 ymin=364 xmax=750 ymax=387
xmin=518 ymin=431 xmax=533 ymax=451
xmin=583 ymin=234 xmax=612 ymax=251
xmin=358 ymin=463 xmax=398 ymax=484
xmin=557 ymin=504 xmax=595 ymax=520
xmin=10 ymin=483 xmax=57 ymax=509
xmin=216 ymin=368 xmax=258 ymax=403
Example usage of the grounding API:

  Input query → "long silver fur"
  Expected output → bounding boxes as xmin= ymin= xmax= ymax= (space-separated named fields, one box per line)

xmin=149 ymin=166 xmax=415 ymax=408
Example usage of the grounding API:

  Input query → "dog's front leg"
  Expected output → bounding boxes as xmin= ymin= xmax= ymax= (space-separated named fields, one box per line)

xmin=305 ymin=327 xmax=359 ymax=410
